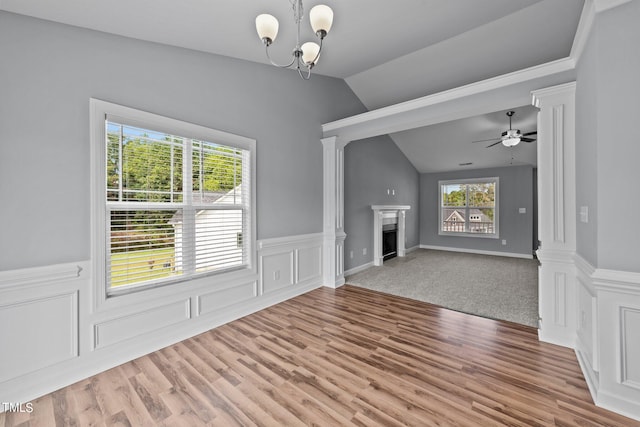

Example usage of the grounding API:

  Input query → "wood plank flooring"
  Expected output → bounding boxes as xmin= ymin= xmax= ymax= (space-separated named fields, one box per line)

xmin=1 ymin=285 xmax=637 ymax=426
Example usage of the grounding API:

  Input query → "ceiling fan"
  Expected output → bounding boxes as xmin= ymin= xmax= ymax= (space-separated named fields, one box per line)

xmin=472 ymin=111 xmax=537 ymax=148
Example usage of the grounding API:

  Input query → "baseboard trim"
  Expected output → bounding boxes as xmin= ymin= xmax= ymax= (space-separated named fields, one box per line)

xmin=344 ymin=261 xmax=374 ymax=277
xmin=344 ymin=245 xmax=420 ymax=277
xmin=575 ymin=348 xmax=600 ymax=402
xmin=406 ymin=245 xmax=420 ymax=254
xmin=419 ymin=245 xmax=534 ymax=259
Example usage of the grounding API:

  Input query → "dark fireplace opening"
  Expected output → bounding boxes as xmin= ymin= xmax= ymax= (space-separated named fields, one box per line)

xmin=382 ymin=224 xmax=398 ymax=261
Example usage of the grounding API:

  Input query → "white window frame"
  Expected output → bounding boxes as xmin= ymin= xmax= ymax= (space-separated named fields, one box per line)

xmin=90 ymin=99 xmax=256 ymax=309
xmin=438 ymin=177 xmax=499 ymax=239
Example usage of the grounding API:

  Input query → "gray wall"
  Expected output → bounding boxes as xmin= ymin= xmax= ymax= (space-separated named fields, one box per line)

xmin=0 ymin=12 xmax=367 ymax=271
xmin=575 ymin=18 xmax=599 ymax=267
xmin=420 ymin=165 xmax=534 ymax=256
xmin=575 ymin=1 xmax=640 ymax=272
xmin=344 ymin=136 xmax=420 ymax=272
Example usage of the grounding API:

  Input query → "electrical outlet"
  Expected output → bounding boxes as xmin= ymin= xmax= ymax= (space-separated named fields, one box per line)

xmin=501 ymin=239 xmax=507 ymax=245
xmin=363 ymin=248 xmax=367 ymax=255
xmin=519 ymin=207 xmax=526 ymax=214
xmin=273 ymin=270 xmax=280 ymax=280
xmin=350 ymin=250 xmax=354 ymax=259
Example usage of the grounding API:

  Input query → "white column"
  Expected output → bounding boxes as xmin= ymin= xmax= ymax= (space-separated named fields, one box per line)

xmin=322 ymin=136 xmax=348 ymax=288
xmin=397 ymin=210 xmax=407 ymax=257
xmin=531 ymin=82 xmax=577 ymax=348
xmin=372 ymin=210 xmax=384 ymax=266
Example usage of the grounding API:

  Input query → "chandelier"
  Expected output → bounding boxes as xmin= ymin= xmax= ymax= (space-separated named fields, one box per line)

xmin=255 ymin=0 xmax=334 ymax=80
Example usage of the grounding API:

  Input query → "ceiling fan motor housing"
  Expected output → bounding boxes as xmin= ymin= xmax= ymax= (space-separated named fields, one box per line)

xmin=502 ymin=129 xmax=522 ymax=138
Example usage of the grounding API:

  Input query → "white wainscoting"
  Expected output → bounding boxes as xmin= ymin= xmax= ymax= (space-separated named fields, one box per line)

xmin=574 ymin=254 xmax=640 ymax=421
xmin=0 ymin=289 xmax=79 ymax=384
xmin=258 ymin=232 xmax=324 ymax=293
xmin=0 ymin=233 xmax=323 ymax=406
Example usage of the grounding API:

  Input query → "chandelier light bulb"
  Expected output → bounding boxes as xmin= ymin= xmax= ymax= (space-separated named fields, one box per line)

xmin=256 ymin=14 xmax=279 ymax=44
xmin=309 ymin=5 xmax=334 ymax=38
xmin=301 ymin=42 xmax=320 ymax=66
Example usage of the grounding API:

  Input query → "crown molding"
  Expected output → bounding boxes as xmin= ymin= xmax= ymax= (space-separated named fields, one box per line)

xmin=322 ymin=57 xmax=574 ymax=138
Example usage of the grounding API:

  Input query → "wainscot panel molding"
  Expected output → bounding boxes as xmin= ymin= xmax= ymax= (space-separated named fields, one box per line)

xmin=92 ymin=299 xmax=192 ymax=350
xmin=0 ymin=290 xmax=79 ymax=384
xmin=0 ymin=233 xmax=323 ymax=406
xmin=259 ymin=233 xmax=324 ymax=294
xmin=574 ymin=253 xmax=640 ymax=422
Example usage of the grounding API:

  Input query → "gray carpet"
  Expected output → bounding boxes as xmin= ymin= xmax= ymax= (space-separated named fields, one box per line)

xmin=346 ymin=249 xmax=539 ymax=327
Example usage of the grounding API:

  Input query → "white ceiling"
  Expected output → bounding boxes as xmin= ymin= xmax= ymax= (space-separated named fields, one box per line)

xmin=390 ymin=105 xmax=539 ymax=173
xmin=0 ymin=0 xmax=585 ymax=172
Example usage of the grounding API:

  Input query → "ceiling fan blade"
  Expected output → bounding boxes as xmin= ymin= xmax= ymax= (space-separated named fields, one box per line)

xmin=522 ymin=131 xmax=537 ymax=136
xmin=521 ymin=137 xmax=536 ymax=143
xmin=472 ymin=138 xmax=500 ymax=143
xmin=486 ymin=141 xmax=502 ymax=148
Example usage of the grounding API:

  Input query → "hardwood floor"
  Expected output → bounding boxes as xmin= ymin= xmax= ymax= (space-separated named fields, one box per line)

xmin=2 ymin=285 xmax=637 ymax=426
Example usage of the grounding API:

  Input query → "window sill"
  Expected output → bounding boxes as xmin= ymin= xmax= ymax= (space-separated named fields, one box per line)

xmin=438 ymin=232 xmax=499 ymax=239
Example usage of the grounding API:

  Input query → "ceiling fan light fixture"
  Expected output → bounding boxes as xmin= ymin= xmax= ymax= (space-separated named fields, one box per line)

xmin=502 ymin=136 xmax=521 ymax=147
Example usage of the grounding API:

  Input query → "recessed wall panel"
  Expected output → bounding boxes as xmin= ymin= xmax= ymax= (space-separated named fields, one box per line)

xmin=262 ymin=252 xmax=294 ymax=294
xmin=93 ymin=299 xmax=190 ymax=349
xmin=297 ymin=246 xmax=322 ymax=284
xmin=621 ymin=307 xmax=640 ymax=389
xmin=0 ymin=292 xmax=78 ymax=383
xmin=197 ymin=281 xmax=257 ymax=316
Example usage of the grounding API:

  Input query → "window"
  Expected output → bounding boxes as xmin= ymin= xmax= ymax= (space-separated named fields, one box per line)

xmin=439 ymin=178 xmax=498 ymax=237
xmin=91 ymin=100 xmax=255 ymax=296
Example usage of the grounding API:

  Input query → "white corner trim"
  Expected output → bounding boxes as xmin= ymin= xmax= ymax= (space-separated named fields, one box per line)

xmin=322 ymin=57 xmax=575 ymax=136
xmin=0 ymin=262 xmax=87 ymax=290
xmin=574 ymin=253 xmax=597 ymax=277
xmin=419 ymin=245 xmax=533 ymax=259
xmin=570 ymin=0 xmax=596 ymax=63
xmin=593 ymin=0 xmax=632 ymax=13
xmin=570 ymin=0 xmax=633 ymax=64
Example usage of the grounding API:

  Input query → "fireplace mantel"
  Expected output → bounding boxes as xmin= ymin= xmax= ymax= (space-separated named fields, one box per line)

xmin=371 ymin=205 xmax=410 ymax=266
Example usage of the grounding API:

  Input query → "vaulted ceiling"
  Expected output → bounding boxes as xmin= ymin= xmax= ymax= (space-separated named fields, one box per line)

xmin=0 ymin=0 xmax=585 ymax=172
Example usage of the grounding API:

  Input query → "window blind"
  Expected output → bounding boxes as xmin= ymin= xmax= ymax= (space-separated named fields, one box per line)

xmin=105 ymin=121 xmax=251 ymax=291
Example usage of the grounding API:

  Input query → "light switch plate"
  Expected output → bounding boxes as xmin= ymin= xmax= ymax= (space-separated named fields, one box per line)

xmin=580 ymin=206 xmax=589 ymax=223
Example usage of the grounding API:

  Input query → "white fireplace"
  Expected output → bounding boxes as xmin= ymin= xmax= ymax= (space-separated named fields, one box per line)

xmin=371 ymin=205 xmax=410 ymax=266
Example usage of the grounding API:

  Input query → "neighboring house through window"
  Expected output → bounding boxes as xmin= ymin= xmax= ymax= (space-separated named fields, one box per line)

xmin=439 ymin=177 xmax=498 ymax=237
xmin=91 ymin=99 xmax=256 ymax=297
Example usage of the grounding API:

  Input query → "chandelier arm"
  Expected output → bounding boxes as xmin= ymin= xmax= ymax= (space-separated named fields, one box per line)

xmin=298 ymin=66 xmax=312 ymax=80
xmin=309 ymin=37 xmax=323 ymax=66
xmin=265 ymin=44 xmax=297 ymax=68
